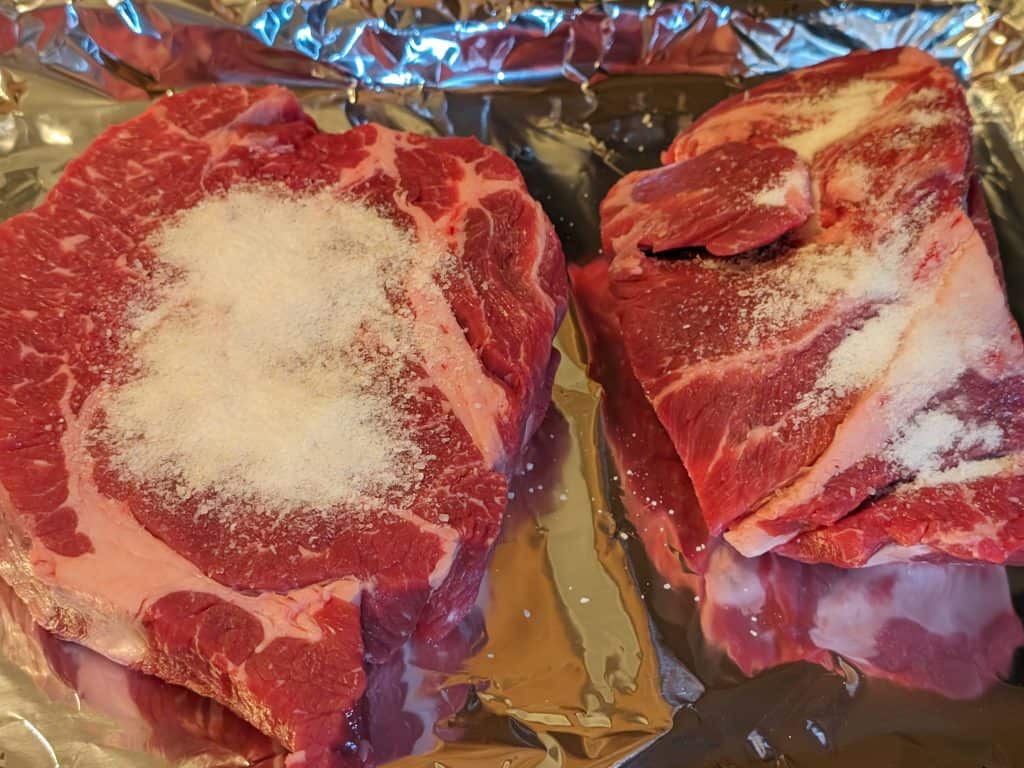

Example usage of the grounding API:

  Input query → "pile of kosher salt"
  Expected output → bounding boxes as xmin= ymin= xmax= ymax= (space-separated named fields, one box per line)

xmin=97 ymin=186 xmax=445 ymax=514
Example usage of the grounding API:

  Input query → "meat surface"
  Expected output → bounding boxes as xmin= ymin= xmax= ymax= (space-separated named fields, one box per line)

xmin=571 ymin=257 xmax=710 ymax=579
xmin=601 ymin=143 xmax=812 ymax=260
xmin=0 ymin=573 xmax=475 ymax=766
xmin=0 ymin=580 xmax=282 ymax=764
xmin=600 ymin=46 xmax=1024 ymax=566
xmin=0 ymin=85 xmax=566 ymax=764
xmin=570 ymin=256 xmax=1024 ymax=700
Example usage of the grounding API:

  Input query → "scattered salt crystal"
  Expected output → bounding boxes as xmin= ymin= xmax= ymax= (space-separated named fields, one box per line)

xmin=888 ymin=409 xmax=964 ymax=473
xmin=910 ymin=110 xmax=948 ymax=129
xmin=799 ymin=303 xmax=914 ymax=416
xmin=739 ymin=230 xmax=904 ymax=348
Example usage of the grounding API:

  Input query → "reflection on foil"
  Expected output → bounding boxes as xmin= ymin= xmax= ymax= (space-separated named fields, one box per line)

xmin=0 ymin=0 xmax=1011 ymax=93
xmin=365 ymin=610 xmax=481 ymax=764
xmin=698 ymin=544 xmax=1023 ymax=701
xmin=0 ymin=69 xmax=25 ymax=114
xmin=395 ymin=401 xmax=693 ymax=768
xmin=1 ymin=0 xmax=1024 ymax=766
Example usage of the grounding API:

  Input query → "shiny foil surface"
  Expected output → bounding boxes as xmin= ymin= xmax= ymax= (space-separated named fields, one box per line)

xmin=1 ymin=0 xmax=1023 ymax=766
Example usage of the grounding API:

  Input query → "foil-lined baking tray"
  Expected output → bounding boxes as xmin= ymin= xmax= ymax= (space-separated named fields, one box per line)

xmin=1 ymin=0 xmax=1023 ymax=765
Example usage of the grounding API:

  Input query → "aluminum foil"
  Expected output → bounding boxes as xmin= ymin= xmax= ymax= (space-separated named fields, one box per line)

xmin=1 ymin=0 xmax=1024 ymax=766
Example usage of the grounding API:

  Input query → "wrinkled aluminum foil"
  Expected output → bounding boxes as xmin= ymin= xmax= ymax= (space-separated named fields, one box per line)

xmin=1 ymin=0 xmax=1023 ymax=765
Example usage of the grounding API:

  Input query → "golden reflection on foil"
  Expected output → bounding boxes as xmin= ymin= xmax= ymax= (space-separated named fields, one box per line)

xmin=36 ymin=114 xmax=73 ymax=146
xmin=385 ymin=324 xmax=678 ymax=768
xmin=0 ymin=69 xmax=27 ymax=115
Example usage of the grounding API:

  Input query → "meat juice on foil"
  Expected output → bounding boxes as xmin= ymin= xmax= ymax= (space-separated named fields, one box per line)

xmin=0 ymin=0 xmax=1023 ymax=766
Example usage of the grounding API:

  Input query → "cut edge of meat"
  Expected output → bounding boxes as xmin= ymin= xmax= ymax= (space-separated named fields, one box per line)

xmin=0 ymin=473 xmax=368 ymax=760
xmin=569 ymin=256 xmax=711 ymax=577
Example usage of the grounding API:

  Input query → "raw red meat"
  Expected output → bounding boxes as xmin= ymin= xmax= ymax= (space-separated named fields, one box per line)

xmin=601 ymin=143 xmax=812 ymax=260
xmin=570 ymin=256 xmax=710 ymax=578
xmin=0 ymin=580 xmax=282 ymax=765
xmin=0 ymin=574 xmax=475 ymax=767
xmin=570 ymin=256 xmax=1024 ymax=700
xmin=0 ymin=86 xmax=565 ymax=763
xmin=600 ymin=46 xmax=1024 ymax=565
xmin=775 ymin=454 xmax=1024 ymax=567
